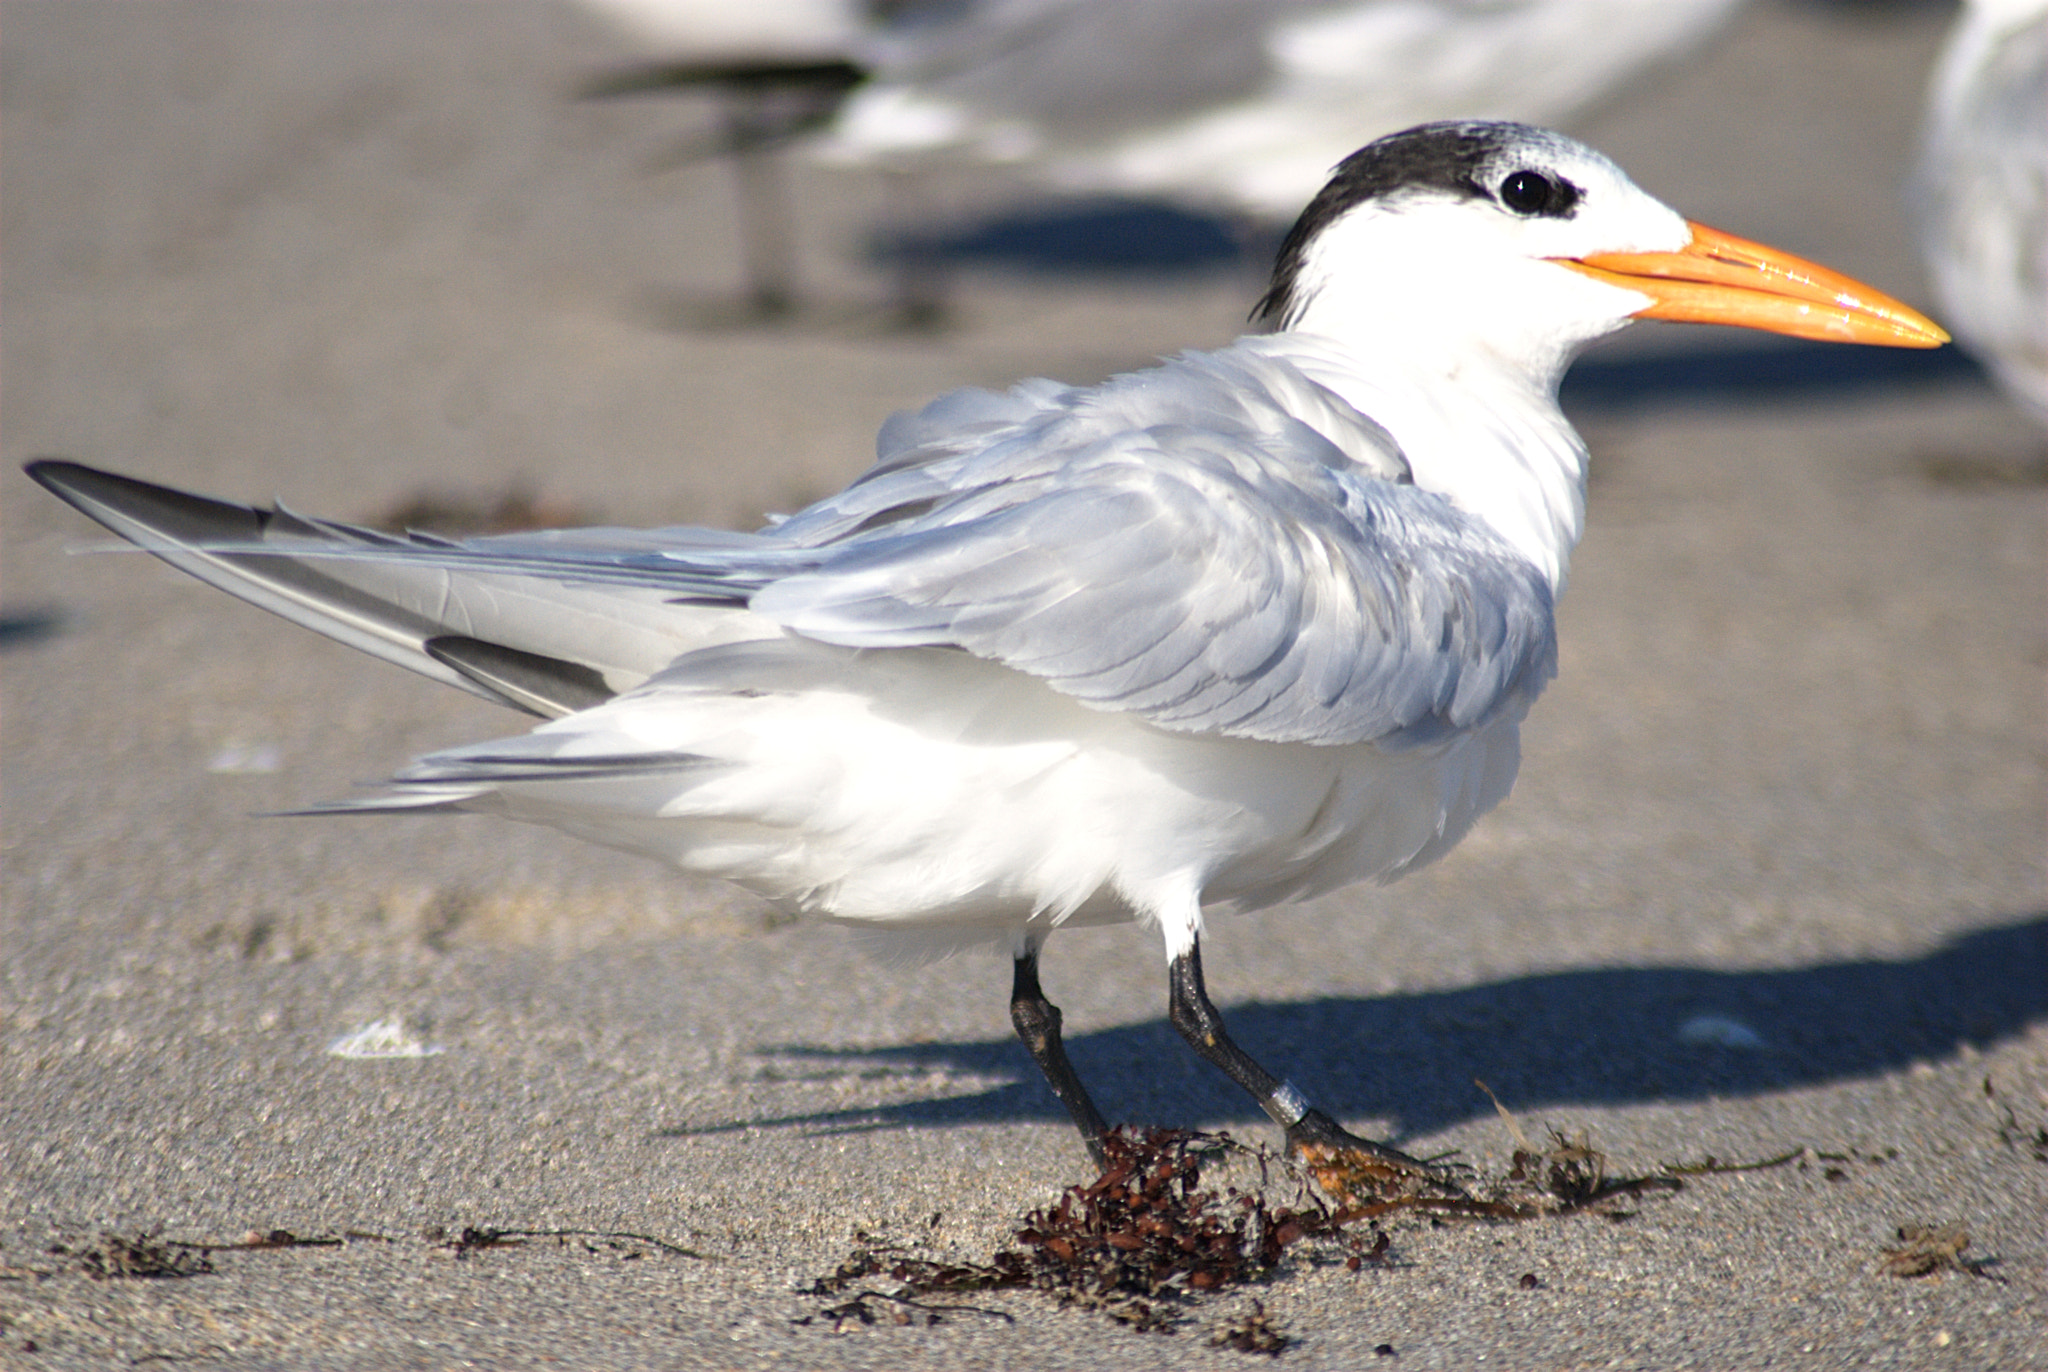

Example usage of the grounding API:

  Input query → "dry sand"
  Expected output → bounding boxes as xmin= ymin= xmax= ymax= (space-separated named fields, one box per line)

xmin=3 ymin=1 xmax=2043 ymax=1366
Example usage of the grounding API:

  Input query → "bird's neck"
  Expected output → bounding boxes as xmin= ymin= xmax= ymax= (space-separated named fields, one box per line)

xmin=1254 ymin=330 xmax=1592 ymax=594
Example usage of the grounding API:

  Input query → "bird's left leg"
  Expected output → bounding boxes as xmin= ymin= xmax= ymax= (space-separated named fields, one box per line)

xmin=1010 ymin=937 xmax=1111 ymax=1170
xmin=1166 ymin=936 xmax=1448 ymax=1185
xmin=724 ymin=93 xmax=800 ymax=319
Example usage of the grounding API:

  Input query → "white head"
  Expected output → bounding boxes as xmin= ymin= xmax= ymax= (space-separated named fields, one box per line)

xmin=1257 ymin=121 xmax=1947 ymax=388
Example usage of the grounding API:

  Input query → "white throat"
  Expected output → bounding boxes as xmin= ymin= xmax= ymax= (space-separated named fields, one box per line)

xmin=1251 ymin=327 xmax=1595 ymax=596
xmin=1250 ymin=196 xmax=1670 ymax=592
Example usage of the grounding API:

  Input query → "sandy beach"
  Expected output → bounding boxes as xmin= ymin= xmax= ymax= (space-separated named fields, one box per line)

xmin=3 ymin=1 xmax=2043 ymax=1366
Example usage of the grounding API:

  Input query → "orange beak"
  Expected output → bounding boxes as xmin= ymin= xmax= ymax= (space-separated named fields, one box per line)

xmin=1561 ymin=221 xmax=1949 ymax=348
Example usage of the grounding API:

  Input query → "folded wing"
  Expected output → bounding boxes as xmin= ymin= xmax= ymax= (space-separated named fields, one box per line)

xmin=28 ymin=345 xmax=1555 ymax=747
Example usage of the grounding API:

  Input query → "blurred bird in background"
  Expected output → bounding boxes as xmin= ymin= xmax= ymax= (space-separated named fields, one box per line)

xmin=574 ymin=0 xmax=1748 ymax=320
xmin=1913 ymin=0 xmax=2047 ymax=426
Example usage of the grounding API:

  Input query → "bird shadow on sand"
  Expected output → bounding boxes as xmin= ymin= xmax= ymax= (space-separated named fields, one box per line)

xmin=873 ymin=197 xmax=1256 ymax=277
xmin=657 ymin=912 xmax=2045 ymax=1148
xmin=1561 ymin=333 xmax=1990 ymax=415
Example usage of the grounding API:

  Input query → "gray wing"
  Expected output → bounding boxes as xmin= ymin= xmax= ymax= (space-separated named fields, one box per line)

xmin=28 ymin=345 xmax=1554 ymax=746
xmin=25 ymin=461 xmax=712 ymax=717
xmin=741 ymin=346 xmax=1551 ymax=746
xmin=754 ymin=416 xmax=1555 ymax=747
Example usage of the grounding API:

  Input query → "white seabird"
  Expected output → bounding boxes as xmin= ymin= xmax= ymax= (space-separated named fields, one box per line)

xmin=28 ymin=122 xmax=1945 ymax=1181
xmin=581 ymin=0 xmax=1748 ymax=216
xmin=1912 ymin=0 xmax=2047 ymax=424
xmin=577 ymin=0 xmax=1749 ymax=317
xmin=815 ymin=0 xmax=1748 ymax=217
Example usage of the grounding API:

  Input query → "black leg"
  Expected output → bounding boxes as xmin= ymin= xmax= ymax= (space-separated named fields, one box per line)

xmin=723 ymin=96 xmax=798 ymax=319
xmin=1167 ymin=938 xmax=1439 ymax=1176
xmin=1010 ymin=946 xmax=1111 ymax=1169
xmin=878 ymin=169 xmax=951 ymax=333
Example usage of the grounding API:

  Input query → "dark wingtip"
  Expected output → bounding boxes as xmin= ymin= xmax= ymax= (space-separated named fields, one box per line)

xmin=578 ymin=57 xmax=865 ymax=100
xmin=27 ymin=458 xmax=162 ymax=506
xmin=425 ymin=635 xmax=616 ymax=719
xmin=23 ymin=459 xmax=269 ymax=542
xmin=24 ymin=458 xmax=160 ymax=518
xmin=23 ymin=456 xmax=94 ymax=493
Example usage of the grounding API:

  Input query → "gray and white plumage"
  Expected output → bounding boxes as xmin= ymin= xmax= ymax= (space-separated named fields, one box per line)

xmin=38 ymin=123 xmax=1661 ymax=961
xmin=29 ymin=124 xmax=1945 ymax=1168
xmin=1913 ymin=0 xmax=2047 ymax=424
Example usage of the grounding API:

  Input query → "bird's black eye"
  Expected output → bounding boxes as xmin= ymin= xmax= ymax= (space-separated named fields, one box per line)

xmin=1499 ymin=170 xmax=1557 ymax=215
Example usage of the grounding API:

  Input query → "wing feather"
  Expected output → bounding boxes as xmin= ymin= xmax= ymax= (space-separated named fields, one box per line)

xmin=36 ymin=341 xmax=1555 ymax=747
xmin=751 ymin=350 xmax=1556 ymax=746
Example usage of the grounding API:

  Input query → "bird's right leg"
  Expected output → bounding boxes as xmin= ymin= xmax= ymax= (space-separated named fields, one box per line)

xmin=1010 ymin=938 xmax=1111 ymax=1170
xmin=1166 ymin=937 xmax=1459 ymax=1195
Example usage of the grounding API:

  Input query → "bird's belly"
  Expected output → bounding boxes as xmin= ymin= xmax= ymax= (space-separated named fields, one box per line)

xmin=477 ymin=648 xmax=1526 ymax=948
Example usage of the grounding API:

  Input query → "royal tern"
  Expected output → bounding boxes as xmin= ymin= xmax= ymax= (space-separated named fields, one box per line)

xmin=1912 ymin=0 xmax=2046 ymax=424
xmin=28 ymin=122 xmax=1945 ymax=1178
